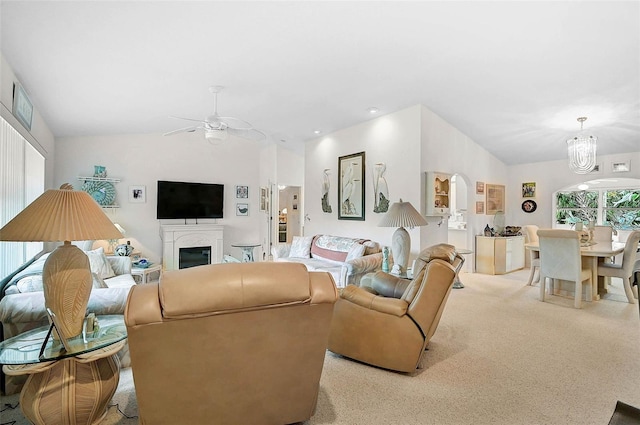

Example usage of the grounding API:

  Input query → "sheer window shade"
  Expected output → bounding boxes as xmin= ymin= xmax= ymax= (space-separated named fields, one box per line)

xmin=0 ymin=116 xmax=44 ymax=280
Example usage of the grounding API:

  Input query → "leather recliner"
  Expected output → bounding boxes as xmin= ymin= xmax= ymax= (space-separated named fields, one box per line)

xmin=328 ymin=244 xmax=460 ymax=373
xmin=125 ymin=262 xmax=338 ymax=425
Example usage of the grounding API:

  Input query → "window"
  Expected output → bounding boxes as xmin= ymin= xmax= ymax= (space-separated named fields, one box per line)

xmin=555 ymin=188 xmax=640 ymax=230
xmin=604 ymin=190 xmax=640 ymax=229
xmin=0 ymin=116 xmax=45 ymax=280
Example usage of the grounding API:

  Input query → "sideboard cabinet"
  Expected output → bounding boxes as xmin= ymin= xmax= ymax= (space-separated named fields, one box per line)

xmin=475 ymin=236 xmax=525 ymax=275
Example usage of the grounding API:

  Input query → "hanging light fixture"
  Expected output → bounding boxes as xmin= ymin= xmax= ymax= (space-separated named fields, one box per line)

xmin=567 ymin=116 xmax=597 ymax=174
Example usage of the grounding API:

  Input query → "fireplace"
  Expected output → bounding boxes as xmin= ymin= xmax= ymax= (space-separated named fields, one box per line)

xmin=161 ymin=224 xmax=224 ymax=271
xmin=179 ymin=246 xmax=211 ymax=269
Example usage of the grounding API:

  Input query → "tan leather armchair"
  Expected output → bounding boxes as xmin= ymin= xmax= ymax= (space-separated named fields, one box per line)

xmin=328 ymin=244 xmax=460 ymax=373
xmin=125 ymin=262 xmax=338 ymax=425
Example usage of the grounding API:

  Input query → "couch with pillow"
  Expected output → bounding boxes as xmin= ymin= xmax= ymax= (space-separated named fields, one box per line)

xmin=0 ymin=246 xmax=136 ymax=395
xmin=271 ymin=234 xmax=383 ymax=288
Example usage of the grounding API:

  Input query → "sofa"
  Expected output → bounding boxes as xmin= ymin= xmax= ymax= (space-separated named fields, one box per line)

xmin=271 ymin=234 xmax=383 ymax=287
xmin=125 ymin=262 xmax=338 ymax=425
xmin=0 ymin=246 xmax=136 ymax=395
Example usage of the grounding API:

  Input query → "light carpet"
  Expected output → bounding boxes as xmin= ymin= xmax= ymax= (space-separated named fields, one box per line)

xmin=2 ymin=269 xmax=639 ymax=425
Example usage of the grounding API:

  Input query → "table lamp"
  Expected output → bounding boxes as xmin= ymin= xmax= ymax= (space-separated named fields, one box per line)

xmin=378 ymin=199 xmax=428 ymax=276
xmin=0 ymin=184 xmax=123 ymax=341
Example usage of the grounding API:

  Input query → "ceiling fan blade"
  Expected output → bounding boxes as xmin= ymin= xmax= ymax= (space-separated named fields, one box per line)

xmin=168 ymin=115 xmax=206 ymax=124
xmin=218 ymin=116 xmax=254 ymax=131
xmin=227 ymin=127 xmax=267 ymax=141
xmin=163 ymin=125 xmax=202 ymax=136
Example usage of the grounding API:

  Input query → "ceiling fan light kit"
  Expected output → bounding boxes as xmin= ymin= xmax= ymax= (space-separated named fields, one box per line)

xmin=566 ymin=116 xmax=597 ymax=174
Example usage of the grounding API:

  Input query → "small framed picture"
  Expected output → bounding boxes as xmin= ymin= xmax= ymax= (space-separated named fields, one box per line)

xmin=129 ymin=185 xmax=146 ymax=203
xmin=476 ymin=201 xmax=485 ymax=214
xmin=236 ymin=203 xmax=249 ymax=216
xmin=236 ymin=185 xmax=249 ymax=199
xmin=260 ymin=187 xmax=269 ymax=212
xmin=612 ymin=161 xmax=630 ymax=173
xmin=522 ymin=182 xmax=536 ymax=198
xmin=476 ymin=182 xmax=485 ymax=195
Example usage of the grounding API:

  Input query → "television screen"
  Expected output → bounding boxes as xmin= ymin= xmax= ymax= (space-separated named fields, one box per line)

xmin=157 ymin=180 xmax=224 ymax=219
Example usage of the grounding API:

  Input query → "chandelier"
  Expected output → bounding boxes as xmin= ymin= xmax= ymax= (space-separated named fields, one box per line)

xmin=567 ymin=116 xmax=597 ymax=174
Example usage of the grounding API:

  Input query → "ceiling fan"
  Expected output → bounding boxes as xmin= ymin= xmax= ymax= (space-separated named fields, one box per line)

xmin=164 ymin=86 xmax=265 ymax=142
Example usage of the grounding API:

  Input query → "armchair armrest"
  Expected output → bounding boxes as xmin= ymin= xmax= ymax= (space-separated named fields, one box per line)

xmin=107 ymin=256 xmax=132 ymax=275
xmin=340 ymin=285 xmax=408 ymax=317
xmin=341 ymin=252 xmax=383 ymax=286
xmin=271 ymin=244 xmax=291 ymax=260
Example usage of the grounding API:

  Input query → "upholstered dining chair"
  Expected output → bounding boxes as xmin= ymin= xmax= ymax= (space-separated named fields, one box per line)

xmin=597 ymin=230 xmax=640 ymax=304
xmin=592 ymin=225 xmax=614 ymax=243
xmin=522 ymin=225 xmax=540 ymax=285
xmin=537 ymin=229 xmax=592 ymax=309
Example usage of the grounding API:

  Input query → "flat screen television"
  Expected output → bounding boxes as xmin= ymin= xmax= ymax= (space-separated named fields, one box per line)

xmin=157 ymin=180 xmax=224 ymax=219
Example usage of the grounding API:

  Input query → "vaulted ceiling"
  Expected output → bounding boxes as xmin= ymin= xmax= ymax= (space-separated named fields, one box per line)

xmin=1 ymin=1 xmax=638 ymax=164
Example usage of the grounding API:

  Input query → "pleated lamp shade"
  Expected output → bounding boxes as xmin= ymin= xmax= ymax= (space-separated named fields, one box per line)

xmin=0 ymin=184 xmax=123 ymax=341
xmin=378 ymin=199 xmax=428 ymax=229
xmin=378 ymin=199 xmax=428 ymax=276
xmin=0 ymin=184 xmax=123 ymax=242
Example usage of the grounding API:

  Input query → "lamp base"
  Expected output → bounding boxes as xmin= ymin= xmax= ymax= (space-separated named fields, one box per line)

xmin=391 ymin=227 xmax=411 ymax=276
xmin=42 ymin=242 xmax=92 ymax=340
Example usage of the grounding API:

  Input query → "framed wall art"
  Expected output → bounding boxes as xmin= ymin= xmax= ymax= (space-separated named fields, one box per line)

xmin=476 ymin=201 xmax=485 ymax=214
xmin=522 ymin=182 xmax=536 ymax=198
xmin=259 ymin=187 xmax=269 ymax=212
xmin=476 ymin=181 xmax=485 ymax=195
xmin=236 ymin=203 xmax=249 ymax=216
xmin=236 ymin=185 xmax=248 ymax=199
xmin=12 ymin=83 xmax=33 ymax=131
xmin=486 ymin=184 xmax=505 ymax=215
xmin=128 ymin=185 xmax=146 ymax=203
xmin=338 ymin=151 xmax=365 ymax=220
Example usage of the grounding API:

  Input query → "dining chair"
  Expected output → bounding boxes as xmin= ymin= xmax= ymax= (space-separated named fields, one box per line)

xmin=592 ymin=225 xmax=614 ymax=243
xmin=522 ymin=225 xmax=540 ymax=285
xmin=597 ymin=230 xmax=640 ymax=304
xmin=537 ymin=229 xmax=592 ymax=309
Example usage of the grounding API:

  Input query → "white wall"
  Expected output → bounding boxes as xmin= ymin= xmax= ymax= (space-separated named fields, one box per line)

xmin=506 ymin=152 xmax=640 ymax=228
xmin=1 ymin=53 xmax=55 ymax=189
xmin=304 ymin=105 xmax=422 ymax=249
xmin=419 ymin=105 xmax=508 ymax=254
xmin=55 ymin=132 xmax=266 ymax=264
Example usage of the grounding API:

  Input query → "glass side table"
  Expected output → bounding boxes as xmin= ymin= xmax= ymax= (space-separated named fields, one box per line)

xmin=0 ymin=315 xmax=127 ymax=425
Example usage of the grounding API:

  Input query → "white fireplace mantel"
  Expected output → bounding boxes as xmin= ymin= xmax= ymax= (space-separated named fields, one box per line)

xmin=161 ymin=224 xmax=224 ymax=271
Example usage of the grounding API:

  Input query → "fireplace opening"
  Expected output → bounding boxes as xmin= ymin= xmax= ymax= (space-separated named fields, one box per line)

xmin=179 ymin=246 xmax=211 ymax=269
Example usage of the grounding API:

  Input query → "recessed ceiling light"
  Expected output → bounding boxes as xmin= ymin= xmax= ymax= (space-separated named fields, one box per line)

xmin=578 ymin=184 xmax=589 ymax=190
xmin=367 ymin=107 xmax=379 ymax=114
xmin=314 ymin=130 xmax=322 ymax=135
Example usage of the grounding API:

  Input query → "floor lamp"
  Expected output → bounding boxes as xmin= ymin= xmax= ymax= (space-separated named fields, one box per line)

xmin=378 ymin=199 xmax=428 ymax=276
xmin=0 ymin=184 xmax=123 ymax=341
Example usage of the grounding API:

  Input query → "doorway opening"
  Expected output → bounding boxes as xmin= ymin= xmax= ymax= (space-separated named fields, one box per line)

xmin=276 ymin=185 xmax=302 ymax=244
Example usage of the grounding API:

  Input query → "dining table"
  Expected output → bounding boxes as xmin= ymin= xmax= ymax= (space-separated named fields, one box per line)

xmin=525 ymin=240 xmax=625 ymax=300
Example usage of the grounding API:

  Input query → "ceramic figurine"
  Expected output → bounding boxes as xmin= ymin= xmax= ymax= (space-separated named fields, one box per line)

xmin=115 ymin=241 xmax=134 ymax=256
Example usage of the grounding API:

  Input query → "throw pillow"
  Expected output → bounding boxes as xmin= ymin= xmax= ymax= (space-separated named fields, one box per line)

xmin=16 ymin=275 xmax=44 ymax=293
xmin=86 ymin=247 xmax=116 ymax=279
xmin=289 ymin=236 xmax=314 ymax=258
xmin=92 ymin=272 xmax=109 ymax=288
xmin=345 ymin=243 xmax=366 ymax=261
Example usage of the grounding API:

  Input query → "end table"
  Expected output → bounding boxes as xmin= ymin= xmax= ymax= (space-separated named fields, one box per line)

xmin=0 ymin=315 xmax=127 ymax=425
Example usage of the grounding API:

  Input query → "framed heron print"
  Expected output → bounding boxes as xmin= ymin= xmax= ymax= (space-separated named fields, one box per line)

xmin=338 ymin=152 xmax=365 ymax=220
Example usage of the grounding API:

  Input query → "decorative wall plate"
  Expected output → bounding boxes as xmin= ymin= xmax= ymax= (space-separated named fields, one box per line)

xmin=521 ymin=200 xmax=537 ymax=213
xmin=81 ymin=181 xmax=116 ymax=206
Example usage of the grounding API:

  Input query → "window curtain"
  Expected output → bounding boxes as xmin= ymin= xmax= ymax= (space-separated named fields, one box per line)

xmin=0 ymin=115 xmax=44 ymax=280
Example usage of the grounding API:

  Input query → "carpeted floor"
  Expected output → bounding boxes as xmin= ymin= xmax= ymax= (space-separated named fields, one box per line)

xmin=2 ymin=269 xmax=640 ymax=424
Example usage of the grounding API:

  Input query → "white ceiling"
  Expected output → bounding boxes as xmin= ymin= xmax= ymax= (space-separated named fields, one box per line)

xmin=1 ymin=1 xmax=638 ymax=165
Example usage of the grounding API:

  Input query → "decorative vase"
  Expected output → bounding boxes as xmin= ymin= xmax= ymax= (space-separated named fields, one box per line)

xmin=382 ymin=246 xmax=390 ymax=273
xmin=93 ymin=165 xmax=107 ymax=178
xmin=115 ymin=241 xmax=134 ymax=256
